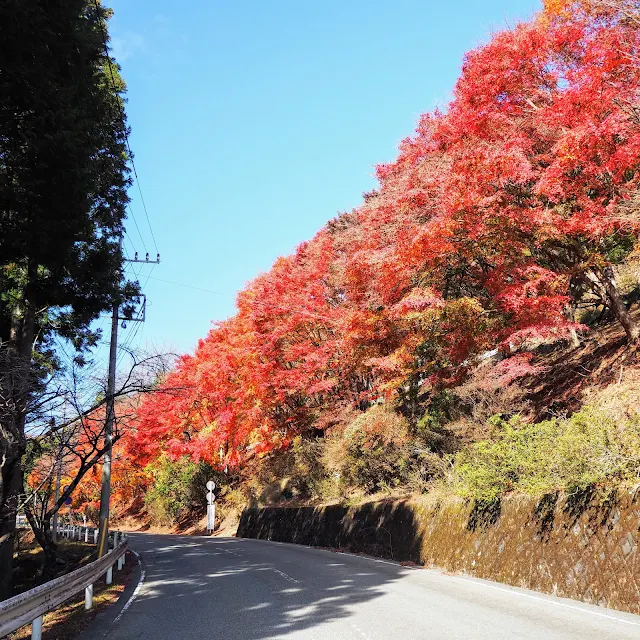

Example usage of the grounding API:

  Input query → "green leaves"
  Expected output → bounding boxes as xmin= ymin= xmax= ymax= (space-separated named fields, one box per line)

xmin=453 ymin=408 xmax=640 ymax=501
xmin=0 ymin=0 xmax=136 ymax=352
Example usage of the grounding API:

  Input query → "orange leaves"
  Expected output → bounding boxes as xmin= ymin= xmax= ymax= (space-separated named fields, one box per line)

xmin=542 ymin=0 xmax=633 ymax=19
xmin=128 ymin=4 xmax=640 ymax=488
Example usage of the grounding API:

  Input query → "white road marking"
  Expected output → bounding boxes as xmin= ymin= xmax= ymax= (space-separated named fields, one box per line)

xmin=349 ymin=621 xmax=374 ymax=639
xmin=270 ymin=568 xmax=300 ymax=584
xmin=114 ymin=550 xmax=146 ymax=624
xmin=220 ymin=547 xmax=241 ymax=557
xmin=449 ymin=575 xmax=640 ymax=628
xmin=243 ymin=537 xmax=640 ymax=628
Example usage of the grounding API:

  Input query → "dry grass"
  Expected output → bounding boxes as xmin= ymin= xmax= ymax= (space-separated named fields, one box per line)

xmin=12 ymin=534 xmax=96 ymax=597
xmin=525 ymin=309 xmax=640 ymax=419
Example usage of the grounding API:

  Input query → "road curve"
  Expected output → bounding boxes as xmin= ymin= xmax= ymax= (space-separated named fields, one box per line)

xmin=94 ymin=533 xmax=640 ymax=640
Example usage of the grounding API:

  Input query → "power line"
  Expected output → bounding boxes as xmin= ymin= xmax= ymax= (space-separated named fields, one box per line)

xmin=125 ymin=204 xmax=148 ymax=254
xmin=122 ymin=233 xmax=137 ymax=260
xmin=145 ymin=275 xmax=227 ymax=296
xmin=91 ymin=1 xmax=161 ymax=556
xmin=145 ymin=275 xmax=339 ymax=324
xmin=91 ymin=0 xmax=158 ymax=256
xmin=141 ymin=261 xmax=157 ymax=290
xmin=129 ymin=155 xmax=158 ymax=254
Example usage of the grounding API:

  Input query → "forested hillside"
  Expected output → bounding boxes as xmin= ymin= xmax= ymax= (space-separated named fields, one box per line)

xmin=65 ymin=0 xmax=640 ymax=527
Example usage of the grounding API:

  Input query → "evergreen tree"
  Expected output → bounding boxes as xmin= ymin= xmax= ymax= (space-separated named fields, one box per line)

xmin=0 ymin=0 xmax=135 ymax=599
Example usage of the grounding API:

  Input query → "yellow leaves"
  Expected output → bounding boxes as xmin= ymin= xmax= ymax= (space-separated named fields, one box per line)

xmin=542 ymin=0 xmax=604 ymax=19
xmin=543 ymin=0 xmax=573 ymax=15
xmin=445 ymin=296 xmax=485 ymax=322
xmin=198 ymin=422 xmax=216 ymax=438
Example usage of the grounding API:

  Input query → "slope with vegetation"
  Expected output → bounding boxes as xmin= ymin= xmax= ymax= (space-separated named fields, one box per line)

xmin=82 ymin=0 xmax=640 ymax=532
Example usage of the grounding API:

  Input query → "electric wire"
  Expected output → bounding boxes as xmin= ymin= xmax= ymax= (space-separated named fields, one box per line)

xmin=125 ymin=204 xmax=148 ymax=254
xmin=123 ymin=233 xmax=137 ymax=260
xmin=145 ymin=275 xmax=226 ymax=296
xmin=92 ymin=0 xmax=158 ymax=256
xmin=145 ymin=275 xmax=340 ymax=324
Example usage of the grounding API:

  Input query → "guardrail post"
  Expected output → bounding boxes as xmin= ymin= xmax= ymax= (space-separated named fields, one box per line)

xmin=0 ymin=536 xmax=129 ymax=638
xmin=31 ymin=615 xmax=43 ymax=640
xmin=85 ymin=583 xmax=93 ymax=610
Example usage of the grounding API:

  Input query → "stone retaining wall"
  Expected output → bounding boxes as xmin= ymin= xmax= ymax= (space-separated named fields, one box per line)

xmin=237 ymin=488 xmax=640 ymax=614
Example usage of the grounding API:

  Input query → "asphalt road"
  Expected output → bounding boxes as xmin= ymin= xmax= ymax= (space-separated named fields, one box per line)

xmin=94 ymin=533 xmax=640 ymax=640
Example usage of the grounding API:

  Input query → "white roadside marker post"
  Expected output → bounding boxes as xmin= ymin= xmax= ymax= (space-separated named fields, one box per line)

xmin=31 ymin=615 xmax=43 ymax=640
xmin=206 ymin=480 xmax=216 ymax=534
xmin=85 ymin=583 xmax=93 ymax=610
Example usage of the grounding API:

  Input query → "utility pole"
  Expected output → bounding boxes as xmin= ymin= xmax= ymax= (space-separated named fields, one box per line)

xmin=97 ymin=295 xmax=119 ymax=556
xmin=97 ymin=247 xmax=159 ymax=556
xmin=52 ymin=412 xmax=67 ymax=543
xmin=51 ymin=446 xmax=63 ymax=543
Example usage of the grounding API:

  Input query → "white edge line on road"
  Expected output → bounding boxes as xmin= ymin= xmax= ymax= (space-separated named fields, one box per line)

xmin=349 ymin=621 xmax=374 ymax=640
xmin=241 ymin=538 xmax=640 ymax=628
xmin=113 ymin=550 xmax=146 ymax=624
xmin=448 ymin=575 xmax=640 ymax=628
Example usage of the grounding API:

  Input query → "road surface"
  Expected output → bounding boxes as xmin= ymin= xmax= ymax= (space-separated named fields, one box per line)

xmin=92 ymin=533 xmax=640 ymax=639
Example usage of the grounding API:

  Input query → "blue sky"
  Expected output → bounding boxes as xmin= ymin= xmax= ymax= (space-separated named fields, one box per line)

xmin=104 ymin=0 xmax=541 ymax=363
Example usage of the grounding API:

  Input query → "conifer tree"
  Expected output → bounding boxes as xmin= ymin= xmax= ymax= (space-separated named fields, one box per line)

xmin=0 ymin=0 xmax=135 ymax=598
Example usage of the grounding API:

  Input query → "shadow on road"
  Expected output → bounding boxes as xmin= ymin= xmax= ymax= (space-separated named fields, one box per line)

xmin=122 ymin=533 xmax=415 ymax=639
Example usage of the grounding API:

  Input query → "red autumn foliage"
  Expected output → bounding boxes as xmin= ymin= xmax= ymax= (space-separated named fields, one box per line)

xmin=132 ymin=4 xmax=640 ymax=471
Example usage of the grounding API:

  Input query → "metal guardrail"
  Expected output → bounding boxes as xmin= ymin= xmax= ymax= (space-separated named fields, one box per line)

xmin=0 ymin=529 xmax=128 ymax=639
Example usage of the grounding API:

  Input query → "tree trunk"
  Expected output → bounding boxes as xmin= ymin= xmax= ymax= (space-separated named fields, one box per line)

xmin=564 ymin=285 xmax=581 ymax=349
xmin=599 ymin=266 xmax=639 ymax=342
xmin=25 ymin=505 xmax=58 ymax=584
xmin=0 ymin=264 xmax=37 ymax=600
xmin=563 ymin=300 xmax=581 ymax=349
xmin=0 ymin=452 xmax=23 ymax=600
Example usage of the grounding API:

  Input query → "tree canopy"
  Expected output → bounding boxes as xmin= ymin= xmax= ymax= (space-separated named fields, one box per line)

xmin=0 ymin=0 xmax=135 ymax=599
xmin=132 ymin=1 xmax=640 ymax=477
